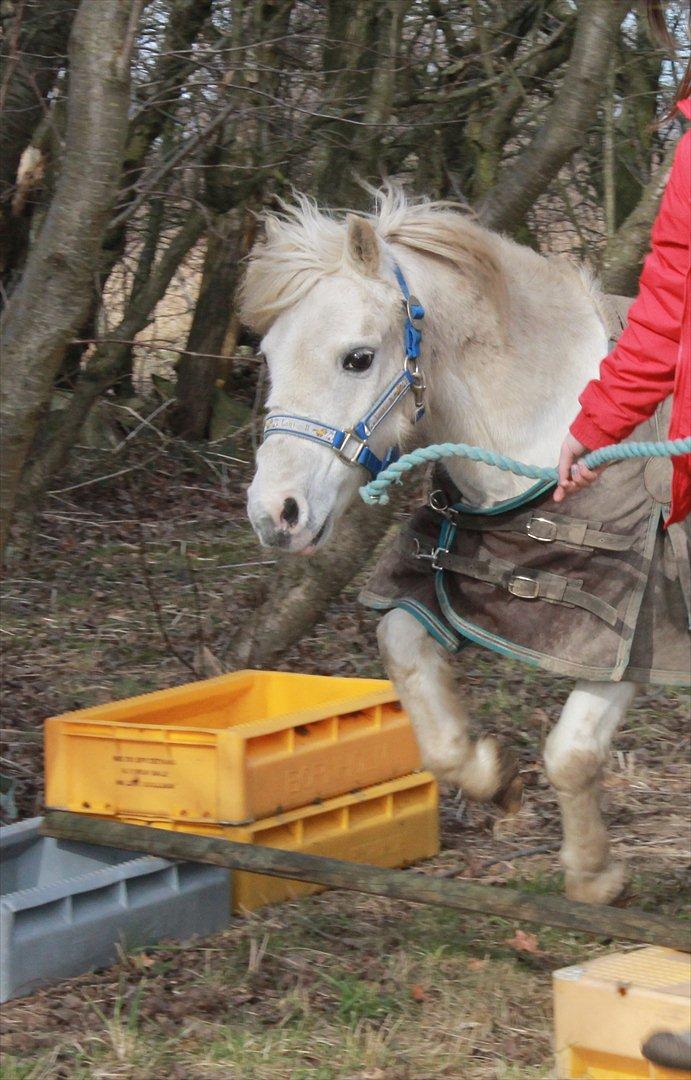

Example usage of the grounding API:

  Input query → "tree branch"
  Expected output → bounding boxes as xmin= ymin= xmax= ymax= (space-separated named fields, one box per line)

xmin=226 ymin=503 xmax=396 ymax=669
xmin=477 ymin=0 xmax=627 ymax=233
xmin=602 ymin=135 xmax=678 ymax=295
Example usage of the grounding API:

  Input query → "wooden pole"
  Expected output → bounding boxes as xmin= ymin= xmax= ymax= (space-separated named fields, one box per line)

xmin=42 ymin=812 xmax=690 ymax=952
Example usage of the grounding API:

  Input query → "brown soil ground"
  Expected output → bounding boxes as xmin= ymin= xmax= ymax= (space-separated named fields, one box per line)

xmin=1 ymin=437 xmax=689 ymax=1080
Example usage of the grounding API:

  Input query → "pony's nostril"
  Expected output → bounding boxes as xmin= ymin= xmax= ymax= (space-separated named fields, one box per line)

xmin=281 ymin=497 xmax=300 ymax=527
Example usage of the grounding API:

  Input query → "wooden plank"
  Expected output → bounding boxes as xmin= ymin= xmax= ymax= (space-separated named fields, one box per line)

xmin=42 ymin=812 xmax=690 ymax=951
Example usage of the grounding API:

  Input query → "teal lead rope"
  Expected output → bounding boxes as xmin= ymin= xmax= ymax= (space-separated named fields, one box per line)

xmin=359 ymin=437 xmax=691 ymax=505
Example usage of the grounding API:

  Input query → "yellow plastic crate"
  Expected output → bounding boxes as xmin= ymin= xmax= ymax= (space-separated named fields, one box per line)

xmin=554 ymin=947 xmax=691 ymax=1079
xmin=45 ymin=671 xmax=421 ymax=824
xmin=116 ymin=771 xmax=439 ymax=912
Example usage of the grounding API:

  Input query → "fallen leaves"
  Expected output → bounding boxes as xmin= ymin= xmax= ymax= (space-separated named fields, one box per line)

xmin=467 ymin=958 xmax=488 ymax=972
xmin=504 ymin=929 xmax=545 ymax=956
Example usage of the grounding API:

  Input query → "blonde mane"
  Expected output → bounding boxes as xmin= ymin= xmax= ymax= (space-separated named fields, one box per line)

xmin=239 ymin=187 xmax=505 ymax=334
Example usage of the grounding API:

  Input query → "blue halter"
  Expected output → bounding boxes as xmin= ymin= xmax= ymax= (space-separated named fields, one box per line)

xmin=262 ymin=264 xmax=426 ymax=480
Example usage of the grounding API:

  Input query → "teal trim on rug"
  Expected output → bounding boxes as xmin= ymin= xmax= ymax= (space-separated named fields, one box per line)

xmin=361 ymin=593 xmax=462 ymax=653
xmin=435 ymin=509 xmax=544 ymax=667
xmin=396 ymin=599 xmax=463 ymax=653
xmin=448 ymin=479 xmax=556 ymax=517
xmin=436 ymin=570 xmax=542 ymax=667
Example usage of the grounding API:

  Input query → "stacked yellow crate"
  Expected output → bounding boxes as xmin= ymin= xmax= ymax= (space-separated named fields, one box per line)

xmin=553 ymin=947 xmax=691 ymax=1080
xmin=44 ymin=670 xmax=439 ymax=911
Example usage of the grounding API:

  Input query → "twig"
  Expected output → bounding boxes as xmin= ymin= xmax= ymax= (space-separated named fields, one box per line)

xmin=47 ymin=452 xmax=163 ymax=495
xmin=184 ymin=549 xmax=207 ymax=664
xmin=435 ymin=843 xmax=561 ymax=879
xmin=126 ymin=480 xmax=197 ymax=676
xmin=109 ymin=398 xmax=174 ymax=453
xmin=250 ymin=362 xmax=267 ymax=458
xmin=71 ymin=338 xmax=262 ymax=365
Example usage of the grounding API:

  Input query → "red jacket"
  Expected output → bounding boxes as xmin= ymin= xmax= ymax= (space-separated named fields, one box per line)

xmin=570 ymin=98 xmax=691 ymax=525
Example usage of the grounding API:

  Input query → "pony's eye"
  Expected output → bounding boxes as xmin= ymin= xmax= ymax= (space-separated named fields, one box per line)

xmin=342 ymin=348 xmax=374 ymax=373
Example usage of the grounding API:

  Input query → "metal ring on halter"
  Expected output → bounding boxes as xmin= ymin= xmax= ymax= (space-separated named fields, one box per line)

xmin=428 ymin=488 xmax=459 ymax=524
xmin=405 ymin=355 xmax=426 ymax=413
xmin=429 ymin=489 xmax=448 ymax=512
xmin=405 ymin=354 xmax=424 ymax=380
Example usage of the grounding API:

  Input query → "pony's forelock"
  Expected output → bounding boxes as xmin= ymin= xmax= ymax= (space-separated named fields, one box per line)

xmin=238 ymin=185 xmax=504 ymax=334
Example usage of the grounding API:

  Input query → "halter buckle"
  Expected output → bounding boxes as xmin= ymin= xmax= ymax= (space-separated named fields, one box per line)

xmin=405 ymin=355 xmax=426 ymax=414
xmin=406 ymin=295 xmax=424 ymax=324
xmin=335 ymin=429 xmax=366 ymax=467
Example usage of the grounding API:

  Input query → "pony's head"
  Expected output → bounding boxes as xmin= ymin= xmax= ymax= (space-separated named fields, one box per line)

xmin=240 ymin=188 xmax=502 ymax=553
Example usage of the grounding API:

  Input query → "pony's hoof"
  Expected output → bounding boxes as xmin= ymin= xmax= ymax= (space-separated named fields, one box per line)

xmin=491 ymin=742 xmax=523 ymax=814
xmin=493 ymin=773 xmax=524 ymax=815
xmin=565 ymin=862 xmax=627 ymax=905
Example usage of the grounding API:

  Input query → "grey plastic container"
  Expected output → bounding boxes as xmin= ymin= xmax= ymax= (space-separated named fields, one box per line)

xmin=0 ymin=817 xmax=231 ymax=1002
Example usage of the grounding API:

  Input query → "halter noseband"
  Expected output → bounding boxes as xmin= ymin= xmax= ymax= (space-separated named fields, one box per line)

xmin=262 ymin=264 xmax=426 ymax=480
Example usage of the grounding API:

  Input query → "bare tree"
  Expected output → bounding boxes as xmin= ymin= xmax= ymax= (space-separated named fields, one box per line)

xmin=0 ymin=0 xmax=141 ymax=554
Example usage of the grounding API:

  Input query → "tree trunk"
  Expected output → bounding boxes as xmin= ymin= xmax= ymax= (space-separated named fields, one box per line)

xmin=0 ymin=0 xmax=79 ymax=295
xmin=111 ymin=192 xmax=166 ymax=399
xmin=18 ymin=209 xmax=206 ymax=506
xmin=0 ymin=0 xmax=138 ymax=556
xmin=226 ymin=504 xmax=396 ymax=669
xmin=314 ymin=0 xmax=379 ymax=205
xmin=172 ymin=212 xmax=241 ymax=440
xmin=477 ymin=0 xmax=627 ymax=233
xmin=602 ymin=137 xmax=677 ymax=296
xmin=63 ymin=0 xmax=214 ymax=375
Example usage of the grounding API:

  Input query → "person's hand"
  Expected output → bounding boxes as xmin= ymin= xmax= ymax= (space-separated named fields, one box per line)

xmin=553 ymin=433 xmax=602 ymax=503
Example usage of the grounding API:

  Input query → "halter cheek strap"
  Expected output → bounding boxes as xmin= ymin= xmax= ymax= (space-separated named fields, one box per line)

xmin=262 ymin=263 xmax=426 ymax=480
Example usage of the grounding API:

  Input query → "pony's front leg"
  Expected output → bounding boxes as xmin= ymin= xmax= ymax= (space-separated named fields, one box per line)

xmin=544 ymin=680 xmax=636 ymax=904
xmin=377 ymin=608 xmax=522 ymax=811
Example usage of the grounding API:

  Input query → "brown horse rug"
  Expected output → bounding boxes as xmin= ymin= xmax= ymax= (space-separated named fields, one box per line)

xmin=361 ymin=297 xmax=690 ymax=684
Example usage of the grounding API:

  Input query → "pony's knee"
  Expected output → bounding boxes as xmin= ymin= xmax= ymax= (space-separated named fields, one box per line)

xmin=377 ymin=608 xmax=440 ymax=677
xmin=544 ymin=681 xmax=635 ymax=794
xmin=544 ymin=737 xmax=602 ymax=794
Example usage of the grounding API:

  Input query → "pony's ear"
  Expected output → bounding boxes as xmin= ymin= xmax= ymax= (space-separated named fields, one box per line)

xmin=345 ymin=214 xmax=380 ymax=276
xmin=263 ymin=213 xmax=281 ymax=242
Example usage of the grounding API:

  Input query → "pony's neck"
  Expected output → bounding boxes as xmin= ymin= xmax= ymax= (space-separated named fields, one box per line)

xmin=396 ymin=240 xmax=608 ymax=507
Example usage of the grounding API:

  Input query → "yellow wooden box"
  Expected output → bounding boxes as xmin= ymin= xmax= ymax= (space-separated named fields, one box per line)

xmin=553 ymin=947 xmax=691 ymax=1079
xmin=44 ymin=670 xmax=421 ymax=824
xmin=115 ymin=771 xmax=439 ymax=912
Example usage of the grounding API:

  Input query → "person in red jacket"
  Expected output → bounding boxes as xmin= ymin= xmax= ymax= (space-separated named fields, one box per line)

xmin=554 ymin=94 xmax=690 ymax=523
xmin=557 ymin=9 xmax=689 ymax=1068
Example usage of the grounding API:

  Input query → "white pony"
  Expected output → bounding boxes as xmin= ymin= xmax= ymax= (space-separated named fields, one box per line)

xmin=241 ymin=188 xmax=649 ymax=906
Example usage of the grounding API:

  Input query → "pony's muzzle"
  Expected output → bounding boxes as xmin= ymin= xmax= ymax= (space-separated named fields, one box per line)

xmin=247 ymin=489 xmax=310 ymax=549
xmin=252 ymin=516 xmax=292 ymax=549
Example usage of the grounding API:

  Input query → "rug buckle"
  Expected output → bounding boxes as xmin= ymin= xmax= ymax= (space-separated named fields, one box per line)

xmin=508 ymin=574 xmax=540 ymax=599
xmin=527 ymin=517 xmax=558 ymax=542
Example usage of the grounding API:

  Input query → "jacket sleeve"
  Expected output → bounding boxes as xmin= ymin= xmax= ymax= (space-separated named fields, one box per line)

xmin=570 ymin=129 xmax=689 ymax=451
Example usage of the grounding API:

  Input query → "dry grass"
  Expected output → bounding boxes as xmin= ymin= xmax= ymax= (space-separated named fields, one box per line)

xmin=1 ymin=437 xmax=689 ymax=1079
